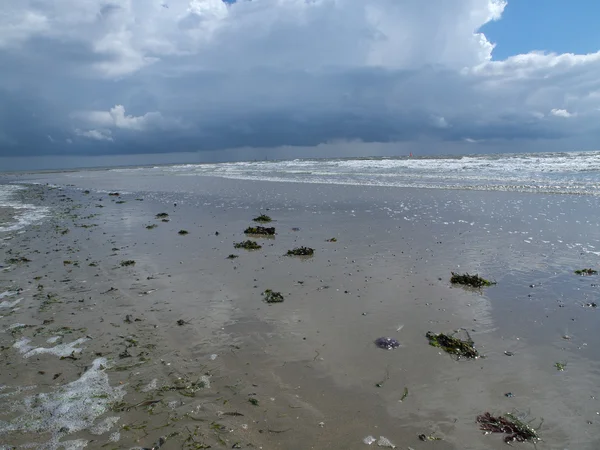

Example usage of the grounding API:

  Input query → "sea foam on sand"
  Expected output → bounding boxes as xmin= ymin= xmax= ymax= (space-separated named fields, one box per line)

xmin=0 ymin=358 xmax=125 ymax=449
xmin=13 ymin=337 xmax=89 ymax=358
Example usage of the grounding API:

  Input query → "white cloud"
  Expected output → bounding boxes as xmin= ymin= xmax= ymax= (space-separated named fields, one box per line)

xmin=0 ymin=0 xmax=508 ymax=76
xmin=0 ymin=10 xmax=48 ymax=47
xmin=550 ymin=108 xmax=574 ymax=118
xmin=74 ymin=128 xmax=113 ymax=142
xmin=432 ymin=116 xmax=449 ymax=129
xmin=72 ymin=105 xmax=177 ymax=133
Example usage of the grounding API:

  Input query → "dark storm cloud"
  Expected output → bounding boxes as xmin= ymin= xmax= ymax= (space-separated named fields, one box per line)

xmin=0 ymin=0 xmax=599 ymax=160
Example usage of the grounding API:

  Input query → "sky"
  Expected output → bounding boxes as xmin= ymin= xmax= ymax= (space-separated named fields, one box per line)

xmin=482 ymin=1 xmax=600 ymax=59
xmin=0 ymin=0 xmax=599 ymax=169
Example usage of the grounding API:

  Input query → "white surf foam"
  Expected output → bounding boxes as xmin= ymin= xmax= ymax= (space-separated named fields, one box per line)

xmin=13 ymin=337 xmax=89 ymax=358
xmin=0 ymin=185 xmax=50 ymax=233
xmin=0 ymin=358 xmax=125 ymax=450
xmin=107 ymin=150 xmax=600 ymax=196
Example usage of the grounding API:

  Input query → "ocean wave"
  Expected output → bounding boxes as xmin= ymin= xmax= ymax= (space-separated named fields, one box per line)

xmin=0 ymin=185 xmax=50 ymax=233
xmin=107 ymin=150 xmax=600 ymax=195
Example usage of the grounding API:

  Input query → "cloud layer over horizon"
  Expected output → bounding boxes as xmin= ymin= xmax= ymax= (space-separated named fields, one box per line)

xmin=1 ymin=0 xmax=599 ymax=158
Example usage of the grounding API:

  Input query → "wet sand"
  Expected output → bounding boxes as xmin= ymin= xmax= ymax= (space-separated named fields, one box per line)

xmin=1 ymin=177 xmax=600 ymax=449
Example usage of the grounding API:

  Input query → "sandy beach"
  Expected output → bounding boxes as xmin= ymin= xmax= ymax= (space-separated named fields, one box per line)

xmin=1 ymin=171 xmax=599 ymax=450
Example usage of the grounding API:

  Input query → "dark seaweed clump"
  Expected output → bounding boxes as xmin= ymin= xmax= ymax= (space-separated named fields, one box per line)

xmin=450 ymin=272 xmax=495 ymax=288
xmin=263 ymin=289 xmax=284 ymax=303
xmin=244 ymin=226 xmax=276 ymax=236
xmin=253 ymin=214 xmax=272 ymax=223
xmin=108 ymin=192 xmax=120 ymax=196
xmin=554 ymin=361 xmax=566 ymax=371
xmin=6 ymin=257 xmax=32 ymax=265
xmin=477 ymin=412 xmax=540 ymax=444
xmin=227 ymin=254 xmax=239 ymax=260
xmin=286 ymin=247 xmax=314 ymax=256
xmin=426 ymin=331 xmax=479 ymax=359
xmin=575 ymin=268 xmax=597 ymax=275
xmin=178 ymin=230 xmax=189 ymax=235
xmin=120 ymin=260 xmax=136 ymax=267
xmin=233 ymin=240 xmax=262 ymax=250
xmin=326 ymin=237 xmax=337 ymax=242
xmin=155 ymin=213 xmax=169 ymax=219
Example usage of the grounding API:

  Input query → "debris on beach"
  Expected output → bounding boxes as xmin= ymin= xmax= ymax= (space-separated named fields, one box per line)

xmin=554 ymin=362 xmax=566 ymax=371
xmin=146 ymin=224 xmax=157 ymax=230
xmin=263 ymin=289 xmax=284 ymax=303
xmin=477 ymin=412 xmax=540 ymax=444
xmin=326 ymin=237 xmax=337 ymax=242
xmin=374 ymin=337 xmax=400 ymax=350
xmin=286 ymin=247 xmax=314 ymax=256
xmin=108 ymin=192 xmax=120 ymax=196
xmin=418 ymin=434 xmax=442 ymax=442
xmin=375 ymin=366 xmax=390 ymax=387
xmin=178 ymin=229 xmax=189 ymax=235
xmin=120 ymin=260 xmax=136 ymax=267
xmin=155 ymin=213 xmax=169 ymax=219
xmin=6 ymin=256 xmax=32 ymax=265
xmin=450 ymin=272 xmax=495 ymax=288
xmin=400 ymin=387 xmax=409 ymax=401
xmin=253 ymin=214 xmax=272 ymax=223
xmin=227 ymin=254 xmax=239 ymax=259
xmin=244 ymin=226 xmax=276 ymax=236
xmin=155 ymin=375 xmax=210 ymax=397
xmin=248 ymin=397 xmax=259 ymax=406
xmin=426 ymin=330 xmax=479 ymax=359
xmin=141 ymin=435 xmax=167 ymax=450
xmin=586 ymin=302 xmax=597 ymax=308
xmin=234 ymin=240 xmax=262 ymax=250
xmin=575 ymin=268 xmax=598 ymax=275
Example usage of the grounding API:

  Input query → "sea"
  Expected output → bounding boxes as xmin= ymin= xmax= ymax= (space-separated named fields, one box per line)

xmin=109 ymin=150 xmax=600 ymax=196
xmin=1 ymin=150 xmax=600 ymax=233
